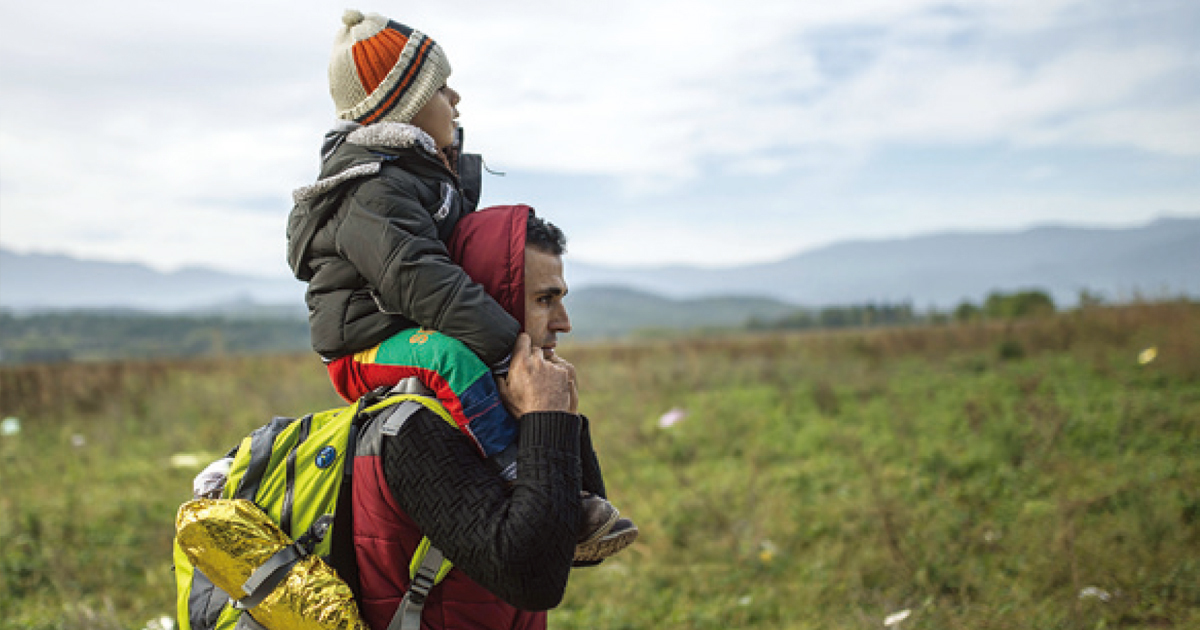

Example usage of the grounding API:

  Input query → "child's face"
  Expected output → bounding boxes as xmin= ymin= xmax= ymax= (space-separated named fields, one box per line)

xmin=410 ymin=84 xmax=460 ymax=150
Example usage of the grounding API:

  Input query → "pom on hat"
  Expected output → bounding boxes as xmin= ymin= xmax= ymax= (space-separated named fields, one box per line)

xmin=328 ymin=10 xmax=452 ymax=125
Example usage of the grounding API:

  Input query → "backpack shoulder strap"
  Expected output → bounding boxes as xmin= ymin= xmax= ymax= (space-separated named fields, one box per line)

xmin=354 ymin=379 xmax=457 ymax=630
xmin=389 ymin=545 xmax=446 ymax=630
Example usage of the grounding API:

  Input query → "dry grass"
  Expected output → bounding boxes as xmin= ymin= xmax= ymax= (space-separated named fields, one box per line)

xmin=1 ymin=301 xmax=1197 ymax=629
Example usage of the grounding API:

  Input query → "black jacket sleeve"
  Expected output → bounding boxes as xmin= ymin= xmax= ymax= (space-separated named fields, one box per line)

xmin=336 ymin=175 xmax=519 ymax=367
xmin=381 ymin=410 xmax=583 ymax=611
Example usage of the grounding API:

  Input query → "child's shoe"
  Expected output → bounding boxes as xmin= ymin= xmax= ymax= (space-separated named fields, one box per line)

xmin=575 ymin=492 xmax=638 ymax=562
xmin=575 ymin=518 xmax=638 ymax=563
xmin=578 ymin=492 xmax=620 ymax=545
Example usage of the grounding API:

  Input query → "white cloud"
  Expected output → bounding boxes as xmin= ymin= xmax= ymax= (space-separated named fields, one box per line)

xmin=452 ymin=0 xmax=1195 ymax=182
xmin=782 ymin=45 xmax=1195 ymax=154
xmin=0 ymin=105 xmax=312 ymax=275
xmin=1 ymin=0 xmax=1196 ymax=271
xmin=1024 ymin=107 xmax=1200 ymax=156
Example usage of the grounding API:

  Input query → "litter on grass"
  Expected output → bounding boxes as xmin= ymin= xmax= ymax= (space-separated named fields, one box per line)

xmin=143 ymin=615 xmax=176 ymax=630
xmin=170 ymin=453 xmax=208 ymax=469
xmin=758 ymin=539 xmax=779 ymax=563
xmin=658 ymin=407 xmax=688 ymax=429
xmin=884 ymin=609 xmax=912 ymax=626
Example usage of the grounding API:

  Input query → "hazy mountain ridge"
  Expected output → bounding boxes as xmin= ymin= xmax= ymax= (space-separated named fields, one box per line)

xmin=566 ymin=216 xmax=1200 ymax=306
xmin=3 ymin=217 xmax=1197 ymax=318
xmin=0 ymin=249 xmax=305 ymax=313
xmin=566 ymin=286 xmax=797 ymax=339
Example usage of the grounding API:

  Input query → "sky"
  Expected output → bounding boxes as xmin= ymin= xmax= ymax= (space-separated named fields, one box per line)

xmin=1 ymin=0 xmax=1197 ymax=278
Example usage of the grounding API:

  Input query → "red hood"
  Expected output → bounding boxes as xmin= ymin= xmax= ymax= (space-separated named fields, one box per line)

xmin=448 ymin=204 xmax=531 ymax=328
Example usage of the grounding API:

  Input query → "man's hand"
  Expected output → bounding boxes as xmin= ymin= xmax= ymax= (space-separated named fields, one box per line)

xmin=497 ymin=333 xmax=573 ymax=417
xmin=546 ymin=350 xmax=579 ymax=415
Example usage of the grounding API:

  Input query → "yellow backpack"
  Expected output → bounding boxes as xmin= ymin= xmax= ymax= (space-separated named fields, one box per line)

xmin=173 ymin=383 xmax=455 ymax=630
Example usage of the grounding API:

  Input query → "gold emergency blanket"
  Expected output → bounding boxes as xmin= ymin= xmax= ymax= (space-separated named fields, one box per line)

xmin=176 ymin=499 xmax=367 ymax=630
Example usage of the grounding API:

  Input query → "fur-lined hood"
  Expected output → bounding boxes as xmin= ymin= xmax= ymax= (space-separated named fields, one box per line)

xmin=292 ymin=121 xmax=441 ymax=204
xmin=286 ymin=121 xmax=453 ymax=283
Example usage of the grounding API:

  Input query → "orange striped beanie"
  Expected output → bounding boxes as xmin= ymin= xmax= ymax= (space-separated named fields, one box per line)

xmin=328 ymin=9 xmax=452 ymax=125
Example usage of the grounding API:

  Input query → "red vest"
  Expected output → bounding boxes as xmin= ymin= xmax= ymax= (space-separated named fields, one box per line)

xmin=352 ymin=450 xmax=548 ymax=630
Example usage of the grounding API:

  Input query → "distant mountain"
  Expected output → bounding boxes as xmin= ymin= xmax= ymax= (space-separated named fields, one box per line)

xmin=567 ymin=286 xmax=796 ymax=338
xmin=2 ymin=216 xmax=1197 ymax=326
xmin=566 ymin=216 xmax=1200 ymax=307
xmin=0 ymin=249 xmax=306 ymax=314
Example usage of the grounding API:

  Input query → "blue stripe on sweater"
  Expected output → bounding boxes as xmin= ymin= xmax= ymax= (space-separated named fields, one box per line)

xmin=459 ymin=374 xmax=518 ymax=458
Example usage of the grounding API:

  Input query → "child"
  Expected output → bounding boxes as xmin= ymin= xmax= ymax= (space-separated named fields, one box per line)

xmin=286 ymin=10 xmax=634 ymax=561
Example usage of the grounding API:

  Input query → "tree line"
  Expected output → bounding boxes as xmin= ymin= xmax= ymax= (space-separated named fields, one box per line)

xmin=0 ymin=288 xmax=1097 ymax=364
xmin=748 ymin=289 xmax=1059 ymax=331
xmin=0 ymin=311 xmax=311 ymax=364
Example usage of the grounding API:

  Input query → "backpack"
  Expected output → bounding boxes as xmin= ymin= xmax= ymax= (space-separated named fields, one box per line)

xmin=174 ymin=381 xmax=456 ymax=630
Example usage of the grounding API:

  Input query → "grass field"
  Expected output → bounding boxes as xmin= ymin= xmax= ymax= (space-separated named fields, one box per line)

xmin=2 ymin=302 xmax=1198 ymax=629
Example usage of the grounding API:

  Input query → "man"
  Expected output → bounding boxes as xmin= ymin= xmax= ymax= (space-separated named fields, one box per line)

xmin=350 ymin=206 xmax=623 ymax=630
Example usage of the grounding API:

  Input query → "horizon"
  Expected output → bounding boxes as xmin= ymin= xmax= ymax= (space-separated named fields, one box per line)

xmin=2 ymin=1 xmax=1198 ymax=275
xmin=1 ymin=213 xmax=1193 ymax=278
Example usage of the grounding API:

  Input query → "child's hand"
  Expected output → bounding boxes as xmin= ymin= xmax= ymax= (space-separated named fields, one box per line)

xmin=497 ymin=333 xmax=572 ymax=417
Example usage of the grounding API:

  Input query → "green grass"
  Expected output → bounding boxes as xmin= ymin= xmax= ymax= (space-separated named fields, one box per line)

xmin=2 ymin=303 xmax=1198 ymax=629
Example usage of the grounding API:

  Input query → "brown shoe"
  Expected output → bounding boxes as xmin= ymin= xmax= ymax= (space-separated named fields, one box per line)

xmin=574 ymin=517 xmax=639 ymax=563
xmin=578 ymin=492 xmax=621 ymax=546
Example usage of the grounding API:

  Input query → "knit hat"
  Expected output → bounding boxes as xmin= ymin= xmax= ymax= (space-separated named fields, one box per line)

xmin=328 ymin=9 xmax=452 ymax=125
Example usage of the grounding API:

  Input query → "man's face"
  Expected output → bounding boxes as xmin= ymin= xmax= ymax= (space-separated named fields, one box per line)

xmin=524 ymin=246 xmax=571 ymax=357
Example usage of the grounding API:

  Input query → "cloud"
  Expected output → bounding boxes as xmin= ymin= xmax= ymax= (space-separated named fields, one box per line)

xmin=792 ymin=45 xmax=1195 ymax=150
xmin=1 ymin=0 xmax=1196 ymax=271
xmin=1025 ymin=107 xmax=1200 ymax=156
xmin=458 ymin=0 xmax=1197 ymax=181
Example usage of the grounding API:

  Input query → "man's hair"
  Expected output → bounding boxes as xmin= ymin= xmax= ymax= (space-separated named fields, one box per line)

xmin=527 ymin=213 xmax=567 ymax=256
